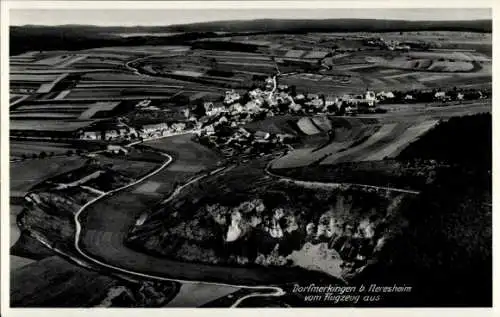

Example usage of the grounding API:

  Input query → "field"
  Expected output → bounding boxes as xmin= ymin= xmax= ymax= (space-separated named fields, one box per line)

xmin=164 ymin=284 xmax=239 ymax=307
xmin=9 ymin=31 xmax=491 ymax=132
xmin=10 ymin=141 xmax=79 ymax=160
xmin=10 ymin=204 xmax=36 ymax=270
xmin=144 ymin=133 xmax=222 ymax=173
xmin=266 ymin=98 xmax=490 ymax=171
xmin=11 ymin=256 xmax=120 ymax=307
xmin=10 ymin=156 xmax=88 ymax=196
xmin=10 ymin=119 xmax=95 ymax=132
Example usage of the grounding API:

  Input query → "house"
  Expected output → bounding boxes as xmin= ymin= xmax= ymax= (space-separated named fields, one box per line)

xmin=245 ymin=100 xmax=263 ymax=113
xmin=325 ymin=96 xmax=338 ymax=107
xmin=171 ymin=122 xmax=187 ymax=132
xmin=404 ymin=94 xmax=414 ymax=101
xmin=265 ymin=77 xmax=274 ymax=91
xmin=377 ymin=91 xmax=395 ymax=100
xmin=81 ymin=130 xmax=101 ymax=140
xmin=434 ymin=91 xmax=450 ymax=101
xmin=289 ymin=103 xmax=302 ymax=112
xmin=276 ymin=133 xmax=295 ymax=143
xmin=306 ymin=98 xmax=324 ymax=109
xmin=307 ymin=93 xmax=319 ymax=100
xmin=142 ymin=123 xmax=169 ymax=135
xmin=182 ymin=108 xmax=191 ymax=118
xmin=278 ymin=84 xmax=289 ymax=91
xmin=249 ymin=89 xmax=263 ymax=99
xmin=254 ymin=131 xmax=271 ymax=140
xmin=230 ymin=103 xmax=244 ymax=114
xmin=217 ymin=116 xmax=229 ymax=125
xmin=205 ymin=102 xmax=226 ymax=117
xmin=79 ymin=123 xmax=137 ymax=141
xmin=205 ymin=125 xmax=216 ymax=135
xmin=224 ymin=90 xmax=241 ymax=105
xmin=104 ymin=129 xmax=120 ymax=140
xmin=238 ymin=128 xmax=252 ymax=138
xmin=107 ymin=145 xmax=129 ymax=155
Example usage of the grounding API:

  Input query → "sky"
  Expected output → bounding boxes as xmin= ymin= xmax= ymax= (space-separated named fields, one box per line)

xmin=10 ymin=8 xmax=492 ymax=27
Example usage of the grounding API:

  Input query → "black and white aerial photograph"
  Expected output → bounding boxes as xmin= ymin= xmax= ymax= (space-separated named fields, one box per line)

xmin=3 ymin=1 xmax=493 ymax=312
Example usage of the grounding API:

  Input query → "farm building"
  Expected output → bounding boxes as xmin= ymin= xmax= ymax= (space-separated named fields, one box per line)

xmin=107 ymin=144 xmax=129 ymax=155
xmin=78 ymin=122 xmax=138 ymax=140
xmin=205 ymin=102 xmax=227 ymax=117
xmin=141 ymin=123 xmax=169 ymax=134
xmin=254 ymin=131 xmax=271 ymax=140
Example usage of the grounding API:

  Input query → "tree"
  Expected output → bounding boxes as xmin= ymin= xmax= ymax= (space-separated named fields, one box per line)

xmin=192 ymin=99 xmax=206 ymax=118
xmin=39 ymin=151 xmax=47 ymax=159
xmin=66 ymin=150 xmax=74 ymax=156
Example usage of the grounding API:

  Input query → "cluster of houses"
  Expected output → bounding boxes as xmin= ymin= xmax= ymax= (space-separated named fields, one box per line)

xmin=199 ymin=82 xmax=384 ymax=121
xmin=139 ymin=122 xmax=188 ymax=139
xmin=362 ymin=37 xmax=432 ymax=51
xmin=78 ymin=120 xmax=190 ymax=141
xmin=79 ymin=124 xmax=139 ymax=141
xmin=78 ymin=74 xmax=489 ymax=152
xmin=196 ymin=123 xmax=295 ymax=159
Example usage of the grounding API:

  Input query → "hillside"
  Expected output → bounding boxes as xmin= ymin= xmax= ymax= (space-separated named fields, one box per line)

xmin=10 ymin=19 xmax=491 ymax=55
xmin=168 ymin=18 xmax=492 ymax=33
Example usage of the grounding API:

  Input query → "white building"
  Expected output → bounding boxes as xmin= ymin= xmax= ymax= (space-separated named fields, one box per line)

xmin=171 ymin=122 xmax=187 ymax=132
xmin=107 ymin=145 xmax=129 ymax=155
xmin=81 ymin=131 xmax=101 ymax=140
xmin=254 ymin=131 xmax=271 ymax=140
xmin=142 ymin=123 xmax=169 ymax=135
xmin=224 ymin=90 xmax=241 ymax=105
xmin=205 ymin=102 xmax=226 ymax=117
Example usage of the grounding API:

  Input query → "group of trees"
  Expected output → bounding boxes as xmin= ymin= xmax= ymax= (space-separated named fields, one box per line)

xmin=19 ymin=149 xmax=86 ymax=161
xmin=346 ymin=113 xmax=492 ymax=306
xmin=130 ymin=170 xmax=398 ymax=276
xmin=398 ymin=113 xmax=492 ymax=167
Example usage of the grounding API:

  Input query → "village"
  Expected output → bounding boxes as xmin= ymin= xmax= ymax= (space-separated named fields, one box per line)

xmin=68 ymin=71 xmax=491 ymax=160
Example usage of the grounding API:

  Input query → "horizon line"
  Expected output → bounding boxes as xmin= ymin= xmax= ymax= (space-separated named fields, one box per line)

xmin=11 ymin=17 xmax=493 ymax=28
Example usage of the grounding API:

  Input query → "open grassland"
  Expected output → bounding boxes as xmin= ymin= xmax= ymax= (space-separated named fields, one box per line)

xmin=10 ymin=156 xmax=88 ymax=195
xmin=244 ymin=115 xmax=301 ymax=135
xmin=144 ymin=133 xmax=222 ymax=171
xmin=11 ymin=256 xmax=119 ymax=307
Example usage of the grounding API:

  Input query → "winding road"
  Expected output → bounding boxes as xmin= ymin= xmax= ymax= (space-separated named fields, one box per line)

xmin=70 ymin=135 xmax=287 ymax=307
